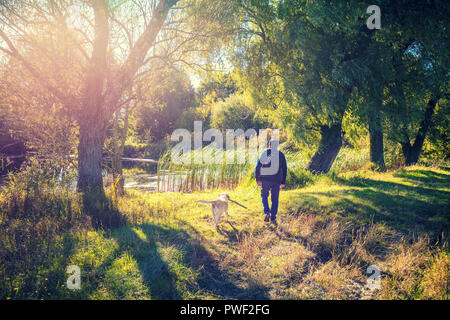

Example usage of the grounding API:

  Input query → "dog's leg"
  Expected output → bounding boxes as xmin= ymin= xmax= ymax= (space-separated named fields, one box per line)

xmin=211 ymin=206 xmax=217 ymax=226
xmin=225 ymin=210 xmax=229 ymax=222
xmin=215 ymin=208 xmax=222 ymax=226
xmin=212 ymin=205 xmax=221 ymax=227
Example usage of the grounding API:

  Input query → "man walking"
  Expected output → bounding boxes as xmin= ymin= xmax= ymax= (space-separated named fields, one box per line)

xmin=255 ymin=140 xmax=287 ymax=225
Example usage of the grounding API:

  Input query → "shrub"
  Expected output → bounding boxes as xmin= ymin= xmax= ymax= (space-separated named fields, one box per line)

xmin=0 ymin=161 xmax=87 ymax=299
xmin=285 ymin=166 xmax=313 ymax=189
xmin=210 ymin=94 xmax=266 ymax=131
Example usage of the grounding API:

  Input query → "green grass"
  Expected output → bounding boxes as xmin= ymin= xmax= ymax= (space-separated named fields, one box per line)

xmin=1 ymin=165 xmax=448 ymax=300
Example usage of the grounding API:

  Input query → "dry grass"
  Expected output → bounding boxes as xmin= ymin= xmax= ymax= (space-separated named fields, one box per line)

xmin=379 ymin=238 xmax=449 ymax=299
xmin=1 ymin=165 xmax=448 ymax=300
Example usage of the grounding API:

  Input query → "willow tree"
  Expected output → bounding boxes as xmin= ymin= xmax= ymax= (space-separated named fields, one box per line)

xmin=380 ymin=0 xmax=450 ymax=166
xmin=227 ymin=0 xmax=448 ymax=171
xmin=231 ymin=0 xmax=379 ymax=173
xmin=0 ymin=0 xmax=226 ymax=191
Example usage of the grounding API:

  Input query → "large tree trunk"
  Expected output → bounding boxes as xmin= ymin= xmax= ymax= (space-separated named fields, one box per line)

xmin=402 ymin=97 xmax=438 ymax=166
xmin=76 ymin=0 xmax=109 ymax=192
xmin=401 ymin=141 xmax=412 ymax=165
xmin=76 ymin=0 xmax=174 ymax=193
xmin=307 ymin=122 xmax=343 ymax=173
xmin=77 ymin=119 xmax=106 ymax=191
xmin=368 ymin=110 xmax=386 ymax=171
xmin=77 ymin=115 xmax=125 ymax=229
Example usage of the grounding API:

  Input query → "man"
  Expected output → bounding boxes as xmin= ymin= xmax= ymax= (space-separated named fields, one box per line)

xmin=254 ymin=140 xmax=287 ymax=225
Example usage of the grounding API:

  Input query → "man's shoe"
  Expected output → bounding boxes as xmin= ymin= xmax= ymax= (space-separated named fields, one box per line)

xmin=270 ymin=219 xmax=278 ymax=226
xmin=264 ymin=213 xmax=270 ymax=222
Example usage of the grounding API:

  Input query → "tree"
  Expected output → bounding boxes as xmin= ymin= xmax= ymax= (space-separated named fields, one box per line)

xmin=223 ymin=0 xmax=449 ymax=171
xmin=0 ymin=0 xmax=221 ymax=191
xmin=380 ymin=1 xmax=450 ymax=165
xmin=196 ymin=72 xmax=237 ymax=103
xmin=0 ymin=54 xmax=78 ymax=171
xmin=231 ymin=0 xmax=378 ymax=173
xmin=422 ymin=97 xmax=450 ymax=161
xmin=133 ymin=66 xmax=194 ymax=143
xmin=210 ymin=93 xmax=265 ymax=131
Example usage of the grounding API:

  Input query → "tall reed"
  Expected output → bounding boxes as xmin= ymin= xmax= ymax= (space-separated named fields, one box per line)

xmin=157 ymin=144 xmax=255 ymax=192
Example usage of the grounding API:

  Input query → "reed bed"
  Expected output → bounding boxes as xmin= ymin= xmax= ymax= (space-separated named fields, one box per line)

xmin=156 ymin=143 xmax=312 ymax=192
xmin=157 ymin=144 xmax=257 ymax=192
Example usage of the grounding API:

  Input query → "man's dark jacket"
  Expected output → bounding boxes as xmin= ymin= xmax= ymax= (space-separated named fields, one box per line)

xmin=254 ymin=149 xmax=287 ymax=185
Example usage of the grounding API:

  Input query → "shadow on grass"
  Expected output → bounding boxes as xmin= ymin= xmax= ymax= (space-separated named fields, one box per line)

xmin=393 ymin=169 xmax=450 ymax=188
xmin=217 ymin=221 xmax=242 ymax=242
xmin=81 ymin=189 xmax=125 ymax=229
xmin=0 ymin=231 xmax=81 ymax=300
xmin=77 ymin=188 xmax=270 ymax=299
xmin=100 ymin=222 xmax=270 ymax=299
xmin=297 ymin=170 xmax=450 ymax=238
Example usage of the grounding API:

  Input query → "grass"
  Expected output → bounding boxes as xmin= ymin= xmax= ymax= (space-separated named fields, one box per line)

xmin=0 ymin=165 xmax=448 ymax=300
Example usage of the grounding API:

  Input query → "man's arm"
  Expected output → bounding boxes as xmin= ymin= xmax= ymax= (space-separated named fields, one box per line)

xmin=280 ymin=152 xmax=287 ymax=186
xmin=255 ymin=153 xmax=263 ymax=184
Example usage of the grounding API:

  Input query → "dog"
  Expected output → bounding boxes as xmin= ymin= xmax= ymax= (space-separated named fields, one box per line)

xmin=198 ymin=193 xmax=247 ymax=228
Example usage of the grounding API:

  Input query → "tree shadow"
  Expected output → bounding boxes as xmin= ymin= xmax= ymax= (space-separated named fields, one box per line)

xmin=81 ymin=188 xmax=125 ymax=229
xmin=101 ymin=221 xmax=270 ymax=300
xmin=283 ymin=194 xmax=321 ymax=214
xmin=441 ymin=165 xmax=450 ymax=171
xmin=309 ymin=173 xmax=450 ymax=237
xmin=393 ymin=169 xmax=450 ymax=187
xmin=170 ymin=218 xmax=271 ymax=299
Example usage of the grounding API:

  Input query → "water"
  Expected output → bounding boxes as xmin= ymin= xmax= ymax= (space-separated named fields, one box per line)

xmin=123 ymin=173 xmax=158 ymax=192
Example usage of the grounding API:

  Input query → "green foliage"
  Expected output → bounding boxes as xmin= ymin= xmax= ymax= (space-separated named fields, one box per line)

xmin=133 ymin=67 xmax=194 ymax=142
xmin=175 ymin=107 xmax=210 ymax=132
xmin=285 ymin=166 xmax=313 ymax=189
xmin=0 ymin=163 xmax=85 ymax=299
xmin=234 ymin=0 xmax=376 ymax=143
xmin=376 ymin=1 xmax=449 ymax=156
xmin=196 ymin=72 xmax=237 ymax=103
xmin=330 ymin=146 xmax=370 ymax=174
xmin=223 ymin=0 xmax=449 ymax=167
xmin=211 ymin=94 xmax=266 ymax=131
xmin=176 ymin=72 xmax=240 ymax=132
xmin=423 ymin=98 xmax=450 ymax=160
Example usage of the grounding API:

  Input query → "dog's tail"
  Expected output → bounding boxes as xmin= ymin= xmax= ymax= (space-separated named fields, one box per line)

xmin=197 ymin=200 xmax=213 ymax=204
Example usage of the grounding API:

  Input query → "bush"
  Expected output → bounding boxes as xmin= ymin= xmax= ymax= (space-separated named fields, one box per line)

xmin=0 ymin=161 xmax=88 ymax=299
xmin=330 ymin=146 xmax=370 ymax=174
xmin=211 ymin=94 xmax=266 ymax=131
xmin=285 ymin=167 xmax=313 ymax=189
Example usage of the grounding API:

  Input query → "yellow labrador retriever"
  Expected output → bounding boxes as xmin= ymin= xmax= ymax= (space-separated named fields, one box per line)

xmin=198 ymin=193 xmax=247 ymax=228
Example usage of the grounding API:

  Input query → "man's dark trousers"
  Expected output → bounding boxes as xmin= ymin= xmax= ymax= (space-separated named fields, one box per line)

xmin=261 ymin=180 xmax=280 ymax=220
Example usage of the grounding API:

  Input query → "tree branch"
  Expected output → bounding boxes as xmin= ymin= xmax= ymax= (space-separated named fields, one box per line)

xmin=105 ymin=0 xmax=179 ymax=116
xmin=0 ymin=28 xmax=70 ymax=105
